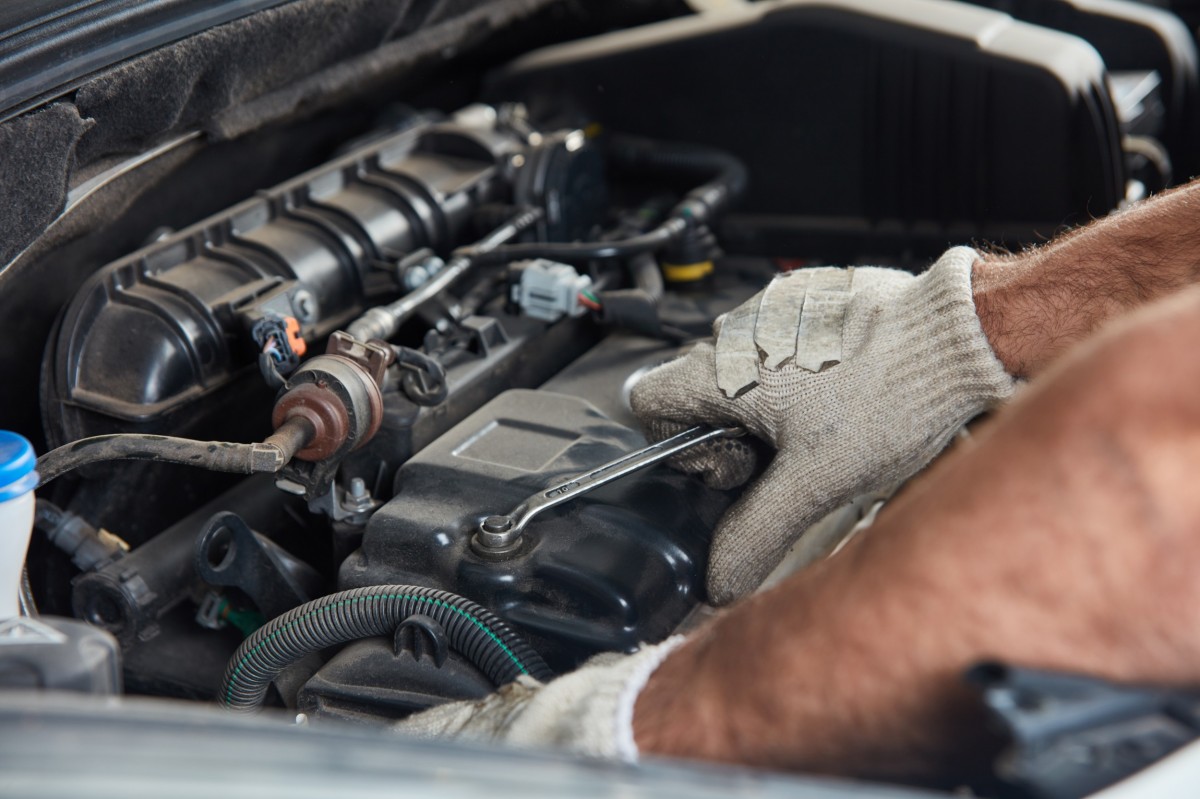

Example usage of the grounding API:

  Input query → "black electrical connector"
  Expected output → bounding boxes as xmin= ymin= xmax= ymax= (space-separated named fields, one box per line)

xmin=34 ymin=500 xmax=125 ymax=573
xmin=251 ymin=315 xmax=306 ymax=389
xmin=388 ymin=345 xmax=448 ymax=407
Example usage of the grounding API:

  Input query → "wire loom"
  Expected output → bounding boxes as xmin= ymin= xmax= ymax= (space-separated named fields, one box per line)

xmin=221 ymin=585 xmax=554 ymax=712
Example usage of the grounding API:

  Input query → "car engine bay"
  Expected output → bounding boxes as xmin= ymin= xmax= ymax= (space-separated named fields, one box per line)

xmin=3 ymin=0 xmax=1200 ymax=794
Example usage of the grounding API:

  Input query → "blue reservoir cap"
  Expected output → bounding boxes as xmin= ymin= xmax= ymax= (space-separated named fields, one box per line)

xmin=0 ymin=431 xmax=37 ymax=502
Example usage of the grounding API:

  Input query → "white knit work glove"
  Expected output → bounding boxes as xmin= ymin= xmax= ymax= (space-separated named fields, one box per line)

xmin=392 ymin=637 xmax=684 ymax=761
xmin=630 ymin=247 xmax=1015 ymax=605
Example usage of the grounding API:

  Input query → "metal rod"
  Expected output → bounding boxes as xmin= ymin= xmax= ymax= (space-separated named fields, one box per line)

xmin=346 ymin=207 xmax=544 ymax=342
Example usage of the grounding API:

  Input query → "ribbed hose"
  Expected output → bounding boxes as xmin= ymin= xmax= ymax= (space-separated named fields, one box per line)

xmin=221 ymin=585 xmax=552 ymax=712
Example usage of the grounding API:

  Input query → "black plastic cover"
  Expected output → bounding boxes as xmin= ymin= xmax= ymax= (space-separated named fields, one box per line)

xmin=488 ymin=0 xmax=1125 ymax=259
xmin=964 ymin=0 xmax=1200 ymax=179
xmin=339 ymin=389 xmax=732 ymax=671
xmin=43 ymin=117 xmax=521 ymax=443
xmin=298 ymin=639 xmax=495 ymax=723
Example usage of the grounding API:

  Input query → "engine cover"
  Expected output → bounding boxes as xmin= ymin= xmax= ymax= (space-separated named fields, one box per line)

xmin=338 ymin=389 xmax=732 ymax=672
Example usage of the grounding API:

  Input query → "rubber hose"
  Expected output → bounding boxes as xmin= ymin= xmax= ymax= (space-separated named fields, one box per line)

xmin=35 ymin=430 xmax=299 ymax=489
xmin=629 ymin=251 xmax=664 ymax=302
xmin=221 ymin=585 xmax=553 ymax=712
xmin=607 ymin=134 xmax=749 ymax=217
xmin=457 ymin=217 xmax=686 ymax=266
xmin=454 ymin=138 xmax=746 ymax=268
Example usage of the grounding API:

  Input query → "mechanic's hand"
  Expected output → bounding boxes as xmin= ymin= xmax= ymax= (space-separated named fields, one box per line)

xmin=392 ymin=638 xmax=683 ymax=760
xmin=630 ymin=247 xmax=1014 ymax=604
xmin=635 ymin=282 xmax=1200 ymax=782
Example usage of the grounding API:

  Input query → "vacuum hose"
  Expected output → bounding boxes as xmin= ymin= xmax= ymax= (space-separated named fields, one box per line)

xmin=606 ymin=133 xmax=750 ymax=219
xmin=458 ymin=135 xmax=748 ymax=267
xmin=35 ymin=418 xmax=314 ymax=489
xmin=221 ymin=585 xmax=553 ymax=712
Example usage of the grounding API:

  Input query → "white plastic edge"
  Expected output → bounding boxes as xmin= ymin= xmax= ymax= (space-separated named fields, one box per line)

xmin=1087 ymin=738 xmax=1200 ymax=798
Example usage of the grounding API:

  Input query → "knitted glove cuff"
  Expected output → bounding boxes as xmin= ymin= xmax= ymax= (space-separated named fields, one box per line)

xmin=394 ymin=636 xmax=689 ymax=762
xmin=891 ymin=246 xmax=1015 ymax=422
xmin=500 ymin=635 xmax=687 ymax=761
xmin=613 ymin=635 xmax=688 ymax=762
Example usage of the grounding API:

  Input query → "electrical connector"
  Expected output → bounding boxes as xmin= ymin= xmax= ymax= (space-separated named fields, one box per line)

xmin=251 ymin=315 xmax=306 ymax=376
xmin=510 ymin=259 xmax=594 ymax=322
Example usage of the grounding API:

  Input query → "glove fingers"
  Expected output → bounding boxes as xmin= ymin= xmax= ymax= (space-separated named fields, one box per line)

xmin=628 ymin=346 xmax=717 ymax=423
xmin=632 ymin=346 xmax=760 ymax=489
xmin=706 ymin=458 xmax=822 ymax=606
xmin=642 ymin=417 xmax=760 ymax=489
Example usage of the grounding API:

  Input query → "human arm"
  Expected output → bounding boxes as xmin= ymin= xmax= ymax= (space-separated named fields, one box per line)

xmin=975 ymin=179 xmax=1200 ymax=377
xmin=397 ymin=281 xmax=1200 ymax=780
xmin=634 ymin=281 xmax=1200 ymax=782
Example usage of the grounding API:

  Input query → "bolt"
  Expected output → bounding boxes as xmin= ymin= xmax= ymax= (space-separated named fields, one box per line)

xmin=342 ymin=477 xmax=375 ymax=514
xmin=481 ymin=515 xmax=514 ymax=534
xmin=292 ymin=289 xmax=317 ymax=323
xmin=473 ymin=515 xmax=523 ymax=557
xmin=403 ymin=264 xmax=430 ymax=291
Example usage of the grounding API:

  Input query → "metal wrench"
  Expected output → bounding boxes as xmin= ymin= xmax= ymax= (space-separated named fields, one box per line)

xmin=471 ymin=425 xmax=745 ymax=556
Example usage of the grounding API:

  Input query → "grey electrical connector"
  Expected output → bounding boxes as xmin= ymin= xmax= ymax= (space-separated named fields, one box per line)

xmin=511 ymin=260 xmax=594 ymax=322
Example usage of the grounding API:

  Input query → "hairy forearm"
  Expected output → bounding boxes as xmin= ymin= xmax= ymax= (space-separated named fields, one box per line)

xmin=635 ymin=285 xmax=1200 ymax=780
xmin=974 ymin=179 xmax=1200 ymax=377
xmin=634 ymin=498 xmax=1006 ymax=782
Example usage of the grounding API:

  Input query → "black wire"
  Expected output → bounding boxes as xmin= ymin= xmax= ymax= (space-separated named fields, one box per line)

xmin=454 ymin=217 xmax=687 ymax=266
xmin=453 ymin=136 xmax=747 ymax=269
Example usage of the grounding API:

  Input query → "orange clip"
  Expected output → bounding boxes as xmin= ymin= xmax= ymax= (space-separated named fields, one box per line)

xmin=284 ymin=317 xmax=307 ymax=357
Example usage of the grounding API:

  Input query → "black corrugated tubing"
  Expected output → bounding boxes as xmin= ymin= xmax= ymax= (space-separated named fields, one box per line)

xmin=221 ymin=585 xmax=553 ymax=712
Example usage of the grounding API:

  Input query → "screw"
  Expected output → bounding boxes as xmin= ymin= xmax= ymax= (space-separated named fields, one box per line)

xmin=292 ymin=289 xmax=317 ymax=323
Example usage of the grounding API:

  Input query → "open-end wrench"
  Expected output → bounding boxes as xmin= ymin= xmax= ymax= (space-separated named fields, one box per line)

xmin=471 ymin=425 xmax=745 ymax=556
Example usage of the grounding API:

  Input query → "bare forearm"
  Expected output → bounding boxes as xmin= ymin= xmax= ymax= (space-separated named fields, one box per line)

xmin=974 ymin=179 xmax=1200 ymax=377
xmin=635 ymin=284 xmax=1200 ymax=780
xmin=634 ymin=500 xmax=1004 ymax=782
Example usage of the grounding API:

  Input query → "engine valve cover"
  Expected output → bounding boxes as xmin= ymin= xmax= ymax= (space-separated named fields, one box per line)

xmin=338 ymin=389 xmax=732 ymax=672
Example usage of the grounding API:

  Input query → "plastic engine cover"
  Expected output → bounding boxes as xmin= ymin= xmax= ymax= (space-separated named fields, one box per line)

xmin=338 ymin=389 xmax=732 ymax=671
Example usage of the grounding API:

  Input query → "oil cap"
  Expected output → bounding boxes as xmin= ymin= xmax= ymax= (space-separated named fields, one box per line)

xmin=0 ymin=432 xmax=37 ymax=502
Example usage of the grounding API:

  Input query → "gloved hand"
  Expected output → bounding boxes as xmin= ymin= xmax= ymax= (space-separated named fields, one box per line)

xmin=630 ymin=247 xmax=1015 ymax=605
xmin=392 ymin=638 xmax=685 ymax=761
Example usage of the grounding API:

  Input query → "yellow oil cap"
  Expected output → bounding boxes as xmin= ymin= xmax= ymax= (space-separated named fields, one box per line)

xmin=662 ymin=261 xmax=714 ymax=283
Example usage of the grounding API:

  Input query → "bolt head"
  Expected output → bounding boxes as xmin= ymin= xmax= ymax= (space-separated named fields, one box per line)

xmin=481 ymin=515 xmax=513 ymax=534
xmin=292 ymin=289 xmax=317 ymax=323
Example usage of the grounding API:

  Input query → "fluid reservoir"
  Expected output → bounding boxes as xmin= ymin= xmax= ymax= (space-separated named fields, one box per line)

xmin=0 ymin=431 xmax=37 ymax=619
